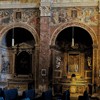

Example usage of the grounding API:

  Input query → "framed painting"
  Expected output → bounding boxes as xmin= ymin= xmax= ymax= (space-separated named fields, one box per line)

xmin=68 ymin=52 xmax=80 ymax=75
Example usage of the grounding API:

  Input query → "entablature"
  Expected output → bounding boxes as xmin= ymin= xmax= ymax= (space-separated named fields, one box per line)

xmin=0 ymin=1 xmax=39 ymax=9
xmin=0 ymin=0 xmax=98 ymax=9
xmin=51 ymin=2 xmax=98 ymax=7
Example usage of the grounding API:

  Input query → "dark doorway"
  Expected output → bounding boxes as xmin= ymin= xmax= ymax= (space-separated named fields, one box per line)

xmin=15 ymin=51 xmax=32 ymax=75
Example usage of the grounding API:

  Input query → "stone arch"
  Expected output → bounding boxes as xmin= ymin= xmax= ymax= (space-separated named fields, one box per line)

xmin=50 ymin=22 xmax=98 ymax=88
xmin=0 ymin=23 xmax=39 ymax=46
xmin=0 ymin=23 xmax=40 ymax=89
xmin=50 ymin=22 xmax=98 ymax=47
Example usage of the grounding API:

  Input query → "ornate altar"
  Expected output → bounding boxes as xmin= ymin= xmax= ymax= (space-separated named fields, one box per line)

xmin=62 ymin=76 xmax=88 ymax=94
xmin=53 ymin=50 xmax=92 ymax=94
xmin=0 ymin=42 xmax=35 ymax=95
xmin=62 ymin=52 xmax=90 ymax=93
xmin=7 ymin=75 xmax=33 ymax=95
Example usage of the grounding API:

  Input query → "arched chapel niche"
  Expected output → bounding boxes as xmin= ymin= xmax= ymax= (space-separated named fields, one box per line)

xmin=0 ymin=24 xmax=39 ymax=89
xmin=50 ymin=22 xmax=98 ymax=93
xmin=1 ymin=27 xmax=35 ymax=75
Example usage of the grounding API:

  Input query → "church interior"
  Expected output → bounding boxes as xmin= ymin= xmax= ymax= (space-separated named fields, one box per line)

xmin=0 ymin=0 xmax=100 ymax=100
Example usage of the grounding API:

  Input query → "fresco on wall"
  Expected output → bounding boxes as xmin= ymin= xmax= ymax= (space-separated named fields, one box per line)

xmin=51 ymin=7 xmax=98 ymax=26
xmin=0 ymin=8 xmax=40 ymax=28
xmin=0 ymin=9 xmax=13 ymax=24
xmin=1 ymin=49 xmax=10 ymax=73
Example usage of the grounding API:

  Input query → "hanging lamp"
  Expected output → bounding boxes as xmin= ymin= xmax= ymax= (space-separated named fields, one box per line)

xmin=12 ymin=28 xmax=14 ymax=46
xmin=71 ymin=26 xmax=75 ymax=48
xmin=12 ymin=8 xmax=14 ymax=47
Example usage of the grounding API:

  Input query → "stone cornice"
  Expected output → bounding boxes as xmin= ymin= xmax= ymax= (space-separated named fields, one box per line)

xmin=0 ymin=1 xmax=98 ymax=9
xmin=51 ymin=2 xmax=98 ymax=7
xmin=41 ymin=2 xmax=98 ymax=7
xmin=0 ymin=3 xmax=39 ymax=9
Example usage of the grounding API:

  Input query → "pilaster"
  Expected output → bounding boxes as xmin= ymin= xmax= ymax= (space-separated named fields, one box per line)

xmin=38 ymin=1 xmax=51 ymax=90
xmin=34 ymin=45 xmax=40 ymax=89
xmin=92 ymin=44 xmax=98 ymax=92
xmin=97 ymin=0 xmax=100 ymax=86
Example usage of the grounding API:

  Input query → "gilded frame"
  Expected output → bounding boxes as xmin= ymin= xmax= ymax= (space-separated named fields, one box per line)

xmin=68 ymin=52 xmax=80 ymax=75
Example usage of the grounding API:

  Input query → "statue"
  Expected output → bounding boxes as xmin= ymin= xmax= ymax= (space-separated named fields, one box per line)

xmin=87 ymin=57 xmax=92 ymax=69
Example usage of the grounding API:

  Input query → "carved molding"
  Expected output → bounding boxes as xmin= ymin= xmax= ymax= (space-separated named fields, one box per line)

xmin=41 ymin=0 xmax=50 ymax=2
xmin=51 ymin=2 xmax=98 ymax=7
xmin=0 ymin=3 xmax=39 ymax=9
xmin=0 ymin=1 xmax=98 ymax=8
xmin=41 ymin=1 xmax=98 ymax=7
xmin=12 ymin=42 xmax=34 ymax=55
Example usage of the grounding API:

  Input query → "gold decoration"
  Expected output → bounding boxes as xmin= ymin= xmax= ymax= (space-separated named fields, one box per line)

xmin=70 ymin=86 xmax=77 ymax=93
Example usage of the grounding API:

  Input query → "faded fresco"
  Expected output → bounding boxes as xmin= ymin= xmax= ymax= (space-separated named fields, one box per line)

xmin=0 ymin=48 xmax=10 ymax=73
xmin=51 ymin=7 xmax=98 ymax=26
xmin=0 ymin=9 xmax=40 ymax=28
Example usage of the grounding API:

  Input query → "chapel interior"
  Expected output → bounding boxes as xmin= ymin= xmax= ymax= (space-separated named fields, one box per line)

xmin=0 ymin=0 xmax=100 ymax=100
